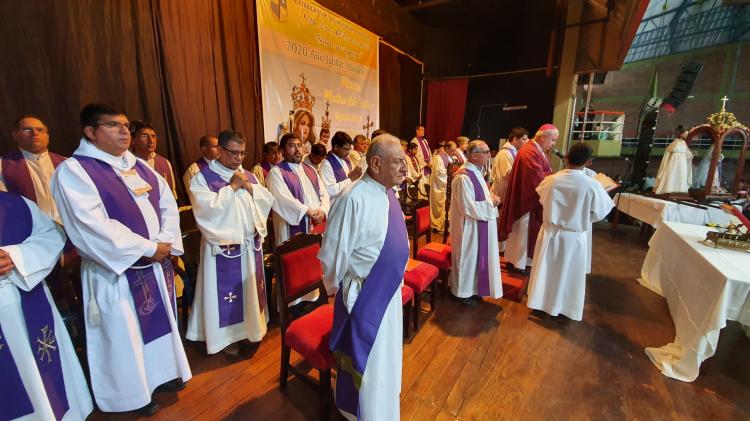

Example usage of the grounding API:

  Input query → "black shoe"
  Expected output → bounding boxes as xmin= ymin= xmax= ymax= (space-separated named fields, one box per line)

xmin=221 ymin=342 xmax=240 ymax=358
xmin=154 ymin=378 xmax=186 ymax=394
xmin=457 ymin=297 xmax=479 ymax=308
xmin=135 ymin=401 xmax=160 ymax=417
xmin=238 ymin=340 xmax=260 ymax=359
xmin=529 ymin=309 xmax=549 ymax=319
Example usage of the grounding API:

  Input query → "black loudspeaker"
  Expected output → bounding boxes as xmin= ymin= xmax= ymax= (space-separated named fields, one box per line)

xmin=662 ymin=62 xmax=703 ymax=109
xmin=578 ymin=72 xmax=608 ymax=85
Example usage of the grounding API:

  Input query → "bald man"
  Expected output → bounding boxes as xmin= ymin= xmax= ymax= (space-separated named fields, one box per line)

xmin=321 ymin=134 xmax=409 ymax=421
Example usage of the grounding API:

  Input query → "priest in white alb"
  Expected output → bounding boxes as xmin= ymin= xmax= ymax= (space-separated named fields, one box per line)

xmin=527 ymin=142 xmax=614 ymax=321
xmin=182 ymin=134 xmax=220 ymax=192
xmin=186 ymin=130 xmax=275 ymax=357
xmin=449 ymin=140 xmax=503 ymax=307
xmin=0 ymin=192 xmax=94 ymax=421
xmin=654 ymin=125 xmax=693 ymax=194
xmin=319 ymin=131 xmax=363 ymax=203
xmin=429 ymin=141 xmax=455 ymax=231
xmin=268 ymin=133 xmax=330 ymax=244
xmin=320 ymin=134 xmax=409 ymax=421
xmin=51 ymin=103 xmax=190 ymax=417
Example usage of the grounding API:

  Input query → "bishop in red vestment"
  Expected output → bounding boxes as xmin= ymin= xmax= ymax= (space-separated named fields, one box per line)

xmin=498 ymin=124 xmax=559 ymax=270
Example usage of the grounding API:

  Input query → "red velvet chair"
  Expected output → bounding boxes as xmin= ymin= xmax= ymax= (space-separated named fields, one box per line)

xmin=413 ymin=206 xmax=452 ymax=298
xmin=401 ymin=284 xmax=414 ymax=339
xmin=274 ymin=233 xmax=333 ymax=420
xmin=403 ymin=259 xmax=439 ymax=332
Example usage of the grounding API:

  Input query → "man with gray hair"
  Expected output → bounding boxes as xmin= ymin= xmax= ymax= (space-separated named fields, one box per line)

xmin=320 ymin=134 xmax=409 ymax=420
xmin=449 ymin=140 xmax=503 ymax=307
xmin=185 ymin=130 xmax=275 ymax=357
xmin=498 ymin=124 xmax=558 ymax=273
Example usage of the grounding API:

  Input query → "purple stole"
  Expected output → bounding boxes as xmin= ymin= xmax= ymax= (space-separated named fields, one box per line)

xmin=326 ymin=152 xmax=352 ymax=182
xmin=152 ymin=154 xmax=175 ymax=193
xmin=502 ymin=146 xmax=518 ymax=161
xmin=74 ymin=155 xmax=174 ymax=344
xmin=1 ymin=150 xmax=65 ymax=203
xmin=437 ymin=151 xmax=451 ymax=168
xmin=454 ymin=152 xmax=465 ymax=165
xmin=276 ymin=161 xmax=322 ymax=237
xmin=260 ymin=161 xmax=273 ymax=178
xmin=0 ymin=192 xmax=69 ymax=420
xmin=455 ymin=168 xmax=491 ymax=296
xmin=329 ymin=189 xmax=409 ymax=417
xmin=195 ymin=157 xmax=209 ymax=172
xmin=415 ymin=137 xmax=430 ymax=165
xmin=199 ymin=164 xmax=267 ymax=326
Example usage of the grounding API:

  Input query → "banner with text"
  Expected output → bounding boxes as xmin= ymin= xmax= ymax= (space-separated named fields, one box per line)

xmin=256 ymin=0 xmax=379 ymax=143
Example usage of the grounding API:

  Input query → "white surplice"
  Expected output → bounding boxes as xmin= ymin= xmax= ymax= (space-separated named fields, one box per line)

xmin=0 ymin=149 xmax=61 ymax=223
xmin=0 ymin=196 xmax=93 ymax=421
xmin=429 ymin=153 xmax=452 ymax=231
xmin=185 ymin=161 xmax=275 ymax=354
xmin=449 ymin=163 xmax=503 ymax=299
xmin=505 ymin=212 xmax=531 ymax=268
xmin=491 ymin=142 xmax=516 ymax=203
xmin=654 ymin=139 xmax=693 ymax=194
xmin=51 ymin=138 xmax=190 ymax=412
xmin=319 ymin=174 xmax=405 ymax=421
xmin=526 ymin=169 xmax=614 ymax=321
xmin=267 ymin=162 xmax=330 ymax=246
xmin=319 ymin=154 xmax=353 ymax=203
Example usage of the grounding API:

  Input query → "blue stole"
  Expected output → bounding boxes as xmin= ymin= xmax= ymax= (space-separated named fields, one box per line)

xmin=326 ymin=152 xmax=352 ymax=182
xmin=199 ymin=164 xmax=267 ymax=327
xmin=276 ymin=161 xmax=322 ymax=237
xmin=74 ymin=155 xmax=174 ymax=344
xmin=329 ymin=188 xmax=409 ymax=417
xmin=0 ymin=191 xmax=70 ymax=420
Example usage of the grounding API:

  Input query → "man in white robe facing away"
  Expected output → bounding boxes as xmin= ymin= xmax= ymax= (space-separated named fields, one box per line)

xmin=449 ymin=140 xmax=503 ymax=308
xmin=267 ymin=133 xmax=330 ymax=245
xmin=654 ymin=125 xmax=693 ymax=194
xmin=527 ymin=142 xmax=614 ymax=321
xmin=182 ymin=135 xmax=220 ymax=192
xmin=0 ymin=192 xmax=94 ymax=421
xmin=186 ymin=130 xmax=275 ymax=357
xmin=429 ymin=141 xmax=456 ymax=231
xmin=320 ymin=134 xmax=409 ymax=421
xmin=319 ymin=131 xmax=363 ymax=203
xmin=51 ymin=102 xmax=190 ymax=416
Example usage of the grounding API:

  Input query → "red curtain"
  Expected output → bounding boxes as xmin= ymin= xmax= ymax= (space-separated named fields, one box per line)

xmin=425 ymin=79 xmax=469 ymax=147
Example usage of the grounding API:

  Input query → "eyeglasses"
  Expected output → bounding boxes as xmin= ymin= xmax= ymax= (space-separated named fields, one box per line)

xmin=18 ymin=126 xmax=48 ymax=135
xmin=221 ymin=145 xmax=247 ymax=159
xmin=93 ymin=121 xmax=134 ymax=131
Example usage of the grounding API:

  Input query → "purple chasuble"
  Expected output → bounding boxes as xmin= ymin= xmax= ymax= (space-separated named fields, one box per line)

xmin=0 ymin=192 xmax=69 ymax=420
xmin=199 ymin=165 xmax=266 ymax=327
xmin=276 ymin=161 xmax=322 ymax=237
xmin=329 ymin=189 xmax=409 ymax=417
xmin=1 ymin=150 xmax=65 ymax=203
xmin=326 ymin=152 xmax=352 ymax=182
xmin=74 ymin=155 xmax=173 ymax=344
xmin=456 ymin=168 xmax=491 ymax=297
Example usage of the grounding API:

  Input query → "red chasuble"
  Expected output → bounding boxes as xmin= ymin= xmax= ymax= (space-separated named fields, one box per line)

xmin=497 ymin=140 xmax=552 ymax=257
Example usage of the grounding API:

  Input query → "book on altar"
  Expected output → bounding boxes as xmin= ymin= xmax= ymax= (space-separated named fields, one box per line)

xmin=593 ymin=172 xmax=619 ymax=192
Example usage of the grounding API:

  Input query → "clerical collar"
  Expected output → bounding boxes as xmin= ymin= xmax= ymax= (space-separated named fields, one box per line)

xmin=20 ymin=148 xmax=49 ymax=161
xmin=76 ymin=137 xmax=136 ymax=169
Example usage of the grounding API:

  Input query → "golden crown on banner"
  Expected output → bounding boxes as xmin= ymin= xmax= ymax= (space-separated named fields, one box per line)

xmin=291 ymin=73 xmax=315 ymax=112
xmin=321 ymin=101 xmax=331 ymax=131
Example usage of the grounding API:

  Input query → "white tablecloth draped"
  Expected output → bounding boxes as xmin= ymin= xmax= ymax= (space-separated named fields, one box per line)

xmin=615 ymin=193 xmax=738 ymax=228
xmin=639 ymin=221 xmax=750 ymax=381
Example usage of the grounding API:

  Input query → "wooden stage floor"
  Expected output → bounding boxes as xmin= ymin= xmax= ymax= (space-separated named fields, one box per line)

xmin=90 ymin=223 xmax=750 ymax=420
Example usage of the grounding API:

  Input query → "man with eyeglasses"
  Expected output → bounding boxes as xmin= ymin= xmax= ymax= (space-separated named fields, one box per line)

xmin=51 ymin=102 xmax=190 ymax=417
xmin=499 ymin=124 xmax=558 ymax=274
xmin=449 ymin=140 xmax=503 ymax=308
xmin=182 ymin=135 xmax=221 ymax=194
xmin=319 ymin=131 xmax=363 ymax=202
xmin=130 ymin=121 xmax=178 ymax=200
xmin=0 ymin=115 xmax=66 ymax=223
xmin=186 ymin=130 xmax=275 ymax=358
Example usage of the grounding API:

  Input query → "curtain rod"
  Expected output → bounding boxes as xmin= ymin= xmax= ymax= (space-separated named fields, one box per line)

xmin=379 ymin=38 xmax=425 ymax=67
xmin=425 ymin=66 xmax=559 ymax=81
